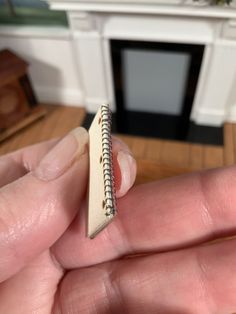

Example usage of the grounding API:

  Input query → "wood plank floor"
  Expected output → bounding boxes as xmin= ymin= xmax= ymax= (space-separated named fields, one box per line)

xmin=0 ymin=105 xmax=86 ymax=155
xmin=0 ymin=104 xmax=230 ymax=184
xmin=119 ymin=134 xmax=224 ymax=184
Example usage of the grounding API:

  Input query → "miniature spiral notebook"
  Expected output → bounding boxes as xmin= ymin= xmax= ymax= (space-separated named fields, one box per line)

xmin=88 ymin=104 xmax=116 ymax=239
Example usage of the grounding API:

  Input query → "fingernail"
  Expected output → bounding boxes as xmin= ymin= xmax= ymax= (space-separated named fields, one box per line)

xmin=116 ymin=150 xmax=136 ymax=197
xmin=34 ymin=127 xmax=89 ymax=181
xmin=112 ymin=136 xmax=132 ymax=154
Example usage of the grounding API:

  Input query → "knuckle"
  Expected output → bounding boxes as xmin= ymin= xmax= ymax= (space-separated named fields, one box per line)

xmin=197 ymin=172 xmax=215 ymax=232
xmin=195 ymin=249 xmax=216 ymax=313
xmin=0 ymin=190 xmax=15 ymax=233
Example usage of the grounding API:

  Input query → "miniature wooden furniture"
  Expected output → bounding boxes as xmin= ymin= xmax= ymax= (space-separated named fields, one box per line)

xmin=0 ymin=49 xmax=46 ymax=142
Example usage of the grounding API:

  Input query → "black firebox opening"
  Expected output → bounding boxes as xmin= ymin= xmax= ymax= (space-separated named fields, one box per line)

xmin=109 ymin=39 xmax=223 ymax=146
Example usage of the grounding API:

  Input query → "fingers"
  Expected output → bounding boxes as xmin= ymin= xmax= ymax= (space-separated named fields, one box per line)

xmin=112 ymin=137 xmax=137 ymax=198
xmin=0 ymin=128 xmax=136 ymax=283
xmin=0 ymin=251 xmax=62 ymax=314
xmin=0 ymin=128 xmax=89 ymax=283
xmin=54 ymin=238 xmax=236 ymax=314
xmin=0 ymin=139 xmax=58 ymax=187
xmin=0 ymin=135 xmax=136 ymax=197
xmin=53 ymin=165 xmax=236 ymax=269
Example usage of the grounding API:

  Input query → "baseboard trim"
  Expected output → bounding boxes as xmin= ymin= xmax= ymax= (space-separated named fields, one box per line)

xmin=191 ymin=107 xmax=225 ymax=126
xmin=35 ymin=86 xmax=84 ymax=106
xmin=84 ymin=97 xmax=114 ymax=113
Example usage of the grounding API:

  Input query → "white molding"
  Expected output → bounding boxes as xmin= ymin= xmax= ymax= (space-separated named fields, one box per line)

xmin=103 ymin=15 xmax=217 ymax=44
xmin=225 ymin=102 xmax=236 ymax=122
xmin=48 ymin=1 xmax=236 ymax=18
xmin=85 ymin=97 xmax=112 ymax=112
xmin=35 ymin=86 xmax=83 ymax=106
xmin=0 ymin=26 xmax=71 ymax=39
xmin=102 ymin=38 xmax=116 ymax=111
xmin=103 ymin=33 xmax=213 ymax=45
xmin=52 ymin=0 xmax=184 ymax=4
xmin=192 ymin=107 xmax=225 ymax=126
xmin=190 ymin=44 xmax=213 ymax=121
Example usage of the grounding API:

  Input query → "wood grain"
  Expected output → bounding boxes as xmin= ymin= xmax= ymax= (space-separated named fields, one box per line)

xmin=0 ymin=106 xmax=46 ymax=142
xmin=0 ymin=104 xmax=86 ymax=155
xmin=135 ymin=159 xmax=190 ymax=185
xmin=0 ymin=104 xmax=230 ymax=184
xmin=144 ymin=138 xmax=162 ymax=161
xmin=160 ymin=140 xmax=190 ymax=167
xmin=203 ymin=145 xmax=224 ymax=169
xmin=224 ymin=123 xmax=235 ymax=166
xmin=189 ymin=144 xmax=203 ymax=170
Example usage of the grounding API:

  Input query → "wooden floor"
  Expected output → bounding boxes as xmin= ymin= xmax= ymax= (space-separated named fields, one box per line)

xmin=0 ymin=104 xmax=234 ymax=184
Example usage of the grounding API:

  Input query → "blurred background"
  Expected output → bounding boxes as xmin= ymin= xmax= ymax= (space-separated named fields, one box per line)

xmin=0 ymin=0 xmax=67 ymax=26
xmin=0 ymin=0 xmax=236 ymax=183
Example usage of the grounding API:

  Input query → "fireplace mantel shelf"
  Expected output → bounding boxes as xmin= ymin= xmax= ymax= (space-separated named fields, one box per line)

xmin=48 ymin=0 xmax=236 ymax=19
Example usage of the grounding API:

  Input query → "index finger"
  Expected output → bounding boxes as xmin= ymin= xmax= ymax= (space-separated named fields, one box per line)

xmin=52 ymin=165 xmax=236 ymax=269
xmin=0 ymin=136 xmax=134 ymax=197
xmin=0 ymin=139 xmax=58 ymax=187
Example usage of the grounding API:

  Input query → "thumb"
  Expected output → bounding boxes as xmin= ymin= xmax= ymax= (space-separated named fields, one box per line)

xmin=0 ymin=127 xmax=89 ymax=283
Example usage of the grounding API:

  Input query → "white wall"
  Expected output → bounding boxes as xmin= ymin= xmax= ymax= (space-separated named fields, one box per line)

xmin=0 ymin=26 xmax=83 ymax=106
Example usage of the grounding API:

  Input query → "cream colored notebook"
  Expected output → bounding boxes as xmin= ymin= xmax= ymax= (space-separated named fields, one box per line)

xmin=88 ymin=104 xmax=116 ymax=238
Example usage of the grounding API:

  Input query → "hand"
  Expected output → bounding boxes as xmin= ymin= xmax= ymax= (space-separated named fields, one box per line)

xmin=0 ymin=127 xmax=136 ymax=313
xmin=0 ymin=128 xmax=235 ymax=313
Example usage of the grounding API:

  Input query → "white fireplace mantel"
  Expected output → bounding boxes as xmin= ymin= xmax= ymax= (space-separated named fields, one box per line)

xmin=48 ymin=0 xmax=236 ymax=126
xmin=49 ymin=0 xmax=236 ymax=18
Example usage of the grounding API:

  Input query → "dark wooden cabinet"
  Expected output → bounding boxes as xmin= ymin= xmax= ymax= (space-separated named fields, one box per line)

xmin=0 ymin=49 xmax=46 ymax=141
xmin=0 ymin=49 xmax=38 ymax=131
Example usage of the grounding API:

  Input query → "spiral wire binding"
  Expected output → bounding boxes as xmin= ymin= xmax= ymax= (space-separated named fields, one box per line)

xmin=101 ymin=104 xmax=116 ymax=217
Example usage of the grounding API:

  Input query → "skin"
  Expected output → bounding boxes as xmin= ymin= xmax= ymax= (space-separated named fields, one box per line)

xmin=0 ymin=136 xmax=236 ymax=313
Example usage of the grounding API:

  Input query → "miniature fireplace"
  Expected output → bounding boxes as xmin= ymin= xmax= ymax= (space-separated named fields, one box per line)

xmin=110 ymin=39 xmax=204 ymax=139
xmin=48 ymin=0 xmax=236 ymax=127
